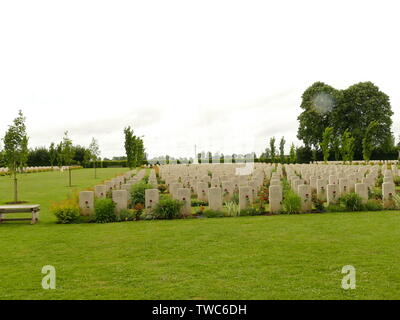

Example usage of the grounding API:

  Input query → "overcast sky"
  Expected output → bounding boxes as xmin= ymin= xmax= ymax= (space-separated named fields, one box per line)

xmin=1 ymin=0 xmax=399 ymax=159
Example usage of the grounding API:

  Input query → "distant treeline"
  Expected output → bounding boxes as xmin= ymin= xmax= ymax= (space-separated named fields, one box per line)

xmin=0 ymin=146 xmax=133 ymax=168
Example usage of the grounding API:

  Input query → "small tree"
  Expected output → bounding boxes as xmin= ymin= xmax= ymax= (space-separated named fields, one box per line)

xmin=341 ymin=129 xmax=355 ymax=163
xmin=124 ymin=126 xmax=136 ymax=169
xmin=61 ymin=131 xmax=75 ymax=187
xmin=362 ymin=121 xmax=379 ymax=162
xmin=320 ymin=127 xmax=333 ymax=163
xmin=289 ymin=143 xmax=297 ymax=163
xmin=2 ymin=110 xmax=29 ymax=203
xmin=49 ymin=142 xmax=57 ymax=168
xmin=332 ymin=134 xmax=341 ymax=161
xmin=279 ymin=136 xmax=286 ymax=163
xmin=89 ymin=137 xmax=101 ymax=178
xmin=56 ymin=142 xmax=63 ymax=168
xmin=270 ymin=137 xmax=276 ymax=163
xmin=311 ymin=148 xmax=317 ymax=163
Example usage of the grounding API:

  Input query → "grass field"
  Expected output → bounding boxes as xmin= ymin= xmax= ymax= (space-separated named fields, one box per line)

xmin=1 ymin=169 xmax=400 ymax=299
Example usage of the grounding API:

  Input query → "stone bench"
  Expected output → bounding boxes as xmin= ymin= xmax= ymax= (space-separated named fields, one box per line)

xmin=0 ymin=204 xmax=40 ymax=224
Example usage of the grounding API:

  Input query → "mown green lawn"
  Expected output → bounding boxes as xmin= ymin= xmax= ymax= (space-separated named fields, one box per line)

xmin=1 ymin=169 xmax=400 ymax=299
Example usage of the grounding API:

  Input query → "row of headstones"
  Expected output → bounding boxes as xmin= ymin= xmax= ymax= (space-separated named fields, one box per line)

xmin=287 ymin=163 xmax=398 ymax=180
xmin=160 ymin=164 xmax=269 ymax=192
xmin=155 ymin=185 xmax=259 ymax=215
xmin=160 ymin=164 xmax=275 ymax=214
xmin=80 ymin=185 xmax=260 ymax=217
xmin=286 ymin=167 xmax=396 ymax=209
xmin=78 ymin=169 xmax=143 ymax=215
xmin=314 ymin=160 xmax=399 ymax=164
xmin=159 ymin=163 xmax=274 ymax=181
xmin=0 ymin=166 xmax=72 ymax=173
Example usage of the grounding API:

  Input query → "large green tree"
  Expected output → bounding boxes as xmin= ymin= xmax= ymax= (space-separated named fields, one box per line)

xmin=297 ymin=82 xmax=341 ymax=149
xmin=362 ymin=121 xmax=379 ymax=162
xmin=2 ymin=110 xmax=29 ymax=202
xmin=298 ymin=81 xmax=393 ymax=160
xmin=332 ymin=82 xmax=393 ymax=158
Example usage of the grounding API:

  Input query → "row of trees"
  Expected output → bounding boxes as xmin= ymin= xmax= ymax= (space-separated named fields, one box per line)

xmin=0 ymin=111 xmax=102 ymax=202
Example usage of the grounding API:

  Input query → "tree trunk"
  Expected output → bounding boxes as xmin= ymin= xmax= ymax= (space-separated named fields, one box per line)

xmin=69 ymin=167 xmax=72 ymax=187
xmin=94 ymin=161 xmax=97 ymax=179
xmin=14 ymin=171 xmax=18 ymax=203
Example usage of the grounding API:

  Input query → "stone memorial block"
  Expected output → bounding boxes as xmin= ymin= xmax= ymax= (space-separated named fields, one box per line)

xmin=316 ymin=179 xmax=327 ymax=201
xmin=355 ymin=183 xmax=368 ymax=203
xmin=112 ymin=190 xmax=128 ymax=213
xmin=94 ymin=185 xmax=106 ymax=198
xmin=121 ymin=184 xmax=131 ymax=191
xmin=248 ymin=181 xmax=258 ymax=200
xmin=326 ymin=184 xmax=339 ymax=205
xmin=310 ymin=176 xmax=317 ymax=191
xmin=347 ymin=174 xmax=356 ymax=191
xmin=339 ymin=178 xmax=349 ymax=196
xmin=145 ymin=189 xmax=159 ymax=211
xmin=170 ymin=182 xmax=182 ymax=199
xmin=382 ymin=182 xmax=395 ymax=208
xmin=105 ymin=181 xmax=113 ymax=192
xmin=269 ymin=185 xmax=282 ymax=213
xmin=239 ymin=186 xmax=253 ymax=210
xmin=383 ymin=177 xmax=393 ymax=183
xmin=329 ymin=175 xmax=338 ymax=185
xmin=222 ymin=181 xmax=234 ymax=202
xmin=270 ymin=179 xmax=281 ymax=186
xmin=293 ymin=179 xmax=304 ymax=194
xmin=197 ymin=182 xmax=209 ymax=201
xmin=211 ymin=177 xmax=220 ymax=188
xmin=79 ymin=191 xmax=94 ymax=216
xmin=298 ymin=184 xmax=312 ymax=212
xmin=208 ymin=187 xmax=223 ymax=211
xmin=177 ymin=188 xmax=191 ymax=215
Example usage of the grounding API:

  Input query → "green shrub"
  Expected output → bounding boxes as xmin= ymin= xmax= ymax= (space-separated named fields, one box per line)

xmin=191 ymin=199 xmax=208 ymax=207
xmin=240 ymin=207 xmax=260 ymax=216
xmin=369 ymin=188 xmax=382 ymax=200
xmin=231 ymin=192 xmax=239 ymax=205
xmin=311 ymin=191 xmax=325 ymax=212
xmin=224 ymin=201 xmax=240 ymax=217
xmin=394 ymin=176 xmax=400 ymax=186
xmin=153 ymin=196 xmax=183 ymax=219
xmin=392 ymin=194 xmax=400 ymax=209
xmin=118 ymin=209 xmax=136 ymax=222
xmin=364 ymin=199 xmax=383 ymax=211
xmin=282 ymin=190 xmax=302 ymax=214
xmin=130 ymin=181 xmax=154 ymax=206
xmin=203 ymin=209 xmax=224 ymax=218
xmin=375 ymin=176 xmax=383 ymax=187
xmin=340 ymin=192 xmax=364 ymax=211
xmin=52 ymin=203 xmax=81 ymax=224
xmin=157 ymin=184 xmax=167 ymax=193
xmin=94 ymin=198 xmax=117 ymax=223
